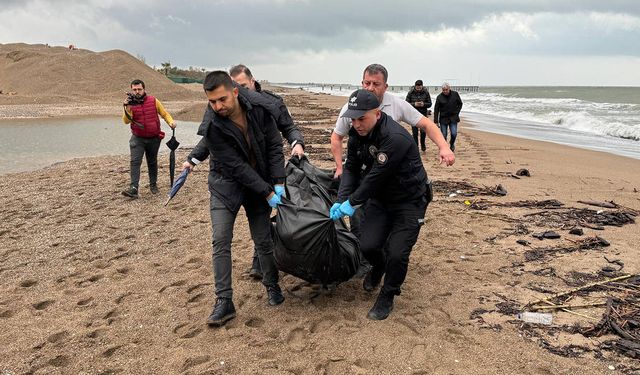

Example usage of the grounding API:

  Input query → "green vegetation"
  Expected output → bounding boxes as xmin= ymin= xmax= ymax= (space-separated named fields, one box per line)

xmin=157 ymin=62 xmax=207 ymax=82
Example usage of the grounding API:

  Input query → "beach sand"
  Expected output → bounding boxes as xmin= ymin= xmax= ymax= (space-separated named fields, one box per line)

xmin=1 ymin=86 xmax=639 ymax=374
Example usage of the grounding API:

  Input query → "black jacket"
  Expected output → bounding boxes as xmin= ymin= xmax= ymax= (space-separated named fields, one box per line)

xmin=196 ymin=92 xmax=285 ymax=212
xmin=338 ymin=112 xmax=428 ymax=206
xmin=405 ymin=88 xmax=432 ymax=116
xmin=433 ymin=90 xmax=463 ymax=125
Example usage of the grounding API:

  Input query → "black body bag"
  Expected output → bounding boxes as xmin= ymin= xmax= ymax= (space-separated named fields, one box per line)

xmin=273 ymin=156 xmax=360 ymax=285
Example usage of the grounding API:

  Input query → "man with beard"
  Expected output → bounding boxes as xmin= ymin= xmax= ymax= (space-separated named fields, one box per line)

xmin=121 ymin=79 xmax=176 ymax=198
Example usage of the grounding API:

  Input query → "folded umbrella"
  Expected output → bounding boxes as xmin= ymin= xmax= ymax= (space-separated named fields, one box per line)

xmin=166 ymin=128 xmax=180 ymax=187
xmin=164 ymin=168 xmax=189 ymax=206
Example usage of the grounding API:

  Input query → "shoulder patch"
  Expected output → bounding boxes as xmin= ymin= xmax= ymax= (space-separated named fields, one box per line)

xmin=376 ymin=152 xmax=388 ymax=165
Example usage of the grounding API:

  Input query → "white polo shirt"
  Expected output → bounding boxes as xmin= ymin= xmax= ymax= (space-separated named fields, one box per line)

xmin=333 ymin=92 xmax=424 ymax=136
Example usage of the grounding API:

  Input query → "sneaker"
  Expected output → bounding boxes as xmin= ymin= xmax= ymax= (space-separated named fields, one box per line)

xmin=363 ymin=267 xmax=384 ymax=292
xmin=150 ymin=184 xmax=159 ymax=194
xmin=206 ymin=298 xmax=236 ymax=327
xmin=266 ymin=284 xmax=285 ymax=306
xmin=121 ymin=186 xmax=139 ymax=199
xmin=248 ymin=257 xmax=263 ymax=280
xmin=367 ymin=292 xmax=394 ymax=320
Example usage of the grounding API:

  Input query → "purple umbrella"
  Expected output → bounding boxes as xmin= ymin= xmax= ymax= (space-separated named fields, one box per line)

xmin=164 ymin=169 xmax=189 ymax=206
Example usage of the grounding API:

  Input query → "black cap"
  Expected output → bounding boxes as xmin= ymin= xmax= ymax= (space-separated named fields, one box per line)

xmin=415 ymin=79 xmax=423 ymax=86
xmin=341 ymin=89 xmax=380 ymax=119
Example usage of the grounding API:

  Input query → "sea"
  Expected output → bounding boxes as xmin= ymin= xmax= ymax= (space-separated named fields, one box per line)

xmin=276 ymin=84 xmax=640 ymax=160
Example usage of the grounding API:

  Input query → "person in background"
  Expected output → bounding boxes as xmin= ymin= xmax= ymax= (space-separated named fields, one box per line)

xmin=185 ymin=71 xmax=286 ymax=327
xmin=433 ymin=82 xmax=463 ymax=152
xmin=330 ymin=89 xmax=433 ymax=320
xmin=405 ymin=79 xmax=432 ymax=151
xmin=121 ymin=79 xmax=176 ymax=199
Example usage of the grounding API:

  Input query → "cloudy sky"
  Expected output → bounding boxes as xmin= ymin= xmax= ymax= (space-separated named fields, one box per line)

xmin=1 ymin=0 xmax=639 ymax=86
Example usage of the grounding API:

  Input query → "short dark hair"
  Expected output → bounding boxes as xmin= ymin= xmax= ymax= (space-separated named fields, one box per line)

xmin=363 ymin=64 xmax=388 ymax=83
xmin=203 ymin=71 xmax=234 ymax=92
xmin=229 ymin=64 xmax=253 ymax=79
xmin=130 ymin=79 xmax=145 ymax=88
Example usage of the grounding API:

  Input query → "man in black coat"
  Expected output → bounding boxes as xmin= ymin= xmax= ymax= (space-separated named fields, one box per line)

xmin=330 ymin=89 xmax=432 ymax=321
xmin=405 ymin=79 xmax=432 ymax=151
xmin=185 ymin=71 xmax=286 ymax=327
xmin=433 ymin=82 xmax=463 ymax=151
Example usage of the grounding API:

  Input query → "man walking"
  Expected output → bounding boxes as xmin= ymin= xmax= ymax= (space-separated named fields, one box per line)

xmin=188 ymin=71 xmax=286 ymax=327
xmin=121 ymin=79 xmax=176 ymax=198
xmin=330 ymin=89 xmax=432 ymax=320
xmin=433 ymin=82 xmax=463 ymax=151
xmin=405 ymin=79 xmax=432 ymax=151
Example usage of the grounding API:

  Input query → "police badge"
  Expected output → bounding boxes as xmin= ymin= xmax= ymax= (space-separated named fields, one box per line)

xmin=376 ymin=152 xmax=388 ymax=164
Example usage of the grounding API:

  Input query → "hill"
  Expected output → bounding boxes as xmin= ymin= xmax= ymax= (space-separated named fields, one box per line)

xmin=0 ymin=43 xmax=202 ymax=105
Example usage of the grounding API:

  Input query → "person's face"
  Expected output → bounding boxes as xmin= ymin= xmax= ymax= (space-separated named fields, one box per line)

xmin=231 ymin=72 xmax=256 ymax=91
xmin=206 ymin=86 xmax=239 ymax=117
xmin=415 ymin=84 xmax=423 ymax=92
xmin=442 ymin=86 xmax=450 ymax=96
xmin=361 ymin=72 xmax=387 ymax=103
xmin=130 ymin=84 xmax=145 ymax=97
xmin=350 ymin=109 xmax=381 ymax=136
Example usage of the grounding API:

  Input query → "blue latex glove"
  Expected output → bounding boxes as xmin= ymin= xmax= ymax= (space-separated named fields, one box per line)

xmin=329 ymin=202 xmax=341 ymax=220
xmin=274 ymin=185 xmax=285 ymax=199
xmin=267 ymin=193 xmax=282 ymax=208
xmin=338 ymin=200 xmax=356 ymax=217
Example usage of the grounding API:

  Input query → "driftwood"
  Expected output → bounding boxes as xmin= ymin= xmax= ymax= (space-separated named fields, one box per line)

xmin=529 ymin=274 xmax=633 ymax=306
xmin=577 ymin=200 xmax=618 ymax=209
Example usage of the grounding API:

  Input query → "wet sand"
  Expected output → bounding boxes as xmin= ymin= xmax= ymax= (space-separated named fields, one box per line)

xmin=1 ymin=86 xmax=639 ymax=374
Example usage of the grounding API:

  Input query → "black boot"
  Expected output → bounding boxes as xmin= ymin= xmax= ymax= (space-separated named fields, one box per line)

xmin=363 ymin=267 xmax=384 ymax=292
xmin=249 ymin=256 xmax=263 ymax=280
xmin=266 ymin=284 xmax=285 ymax=306
xmin=149 ymin=184 xmax=159 ymax=194
xmin=206 ymin=298 xmax=236 ymax=327
xmin=121 ymin=186 xmax=139 ymax=199
xmin=367 ymin=292 xmax=394 ymax=320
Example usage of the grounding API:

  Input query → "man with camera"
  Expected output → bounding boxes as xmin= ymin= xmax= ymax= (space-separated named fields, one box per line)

xmin=122 ymin=79 xmax=176 ymax=199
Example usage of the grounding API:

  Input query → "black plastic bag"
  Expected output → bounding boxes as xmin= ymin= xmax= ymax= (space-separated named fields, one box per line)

xmin=273 ymin=157 xmax=360 ymax=285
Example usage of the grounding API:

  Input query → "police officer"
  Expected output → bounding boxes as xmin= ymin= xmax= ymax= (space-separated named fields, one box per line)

xmin=330 ymin=89 xmax=432 ymax=320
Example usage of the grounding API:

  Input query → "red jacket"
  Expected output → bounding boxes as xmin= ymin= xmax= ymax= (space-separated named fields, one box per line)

xmin=130 ymin=95 xmax=161 ymax=138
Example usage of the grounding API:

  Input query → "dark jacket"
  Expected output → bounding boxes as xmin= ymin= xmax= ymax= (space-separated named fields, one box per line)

xmin=405 ymin=88 xmax=432 ymax=116
xmin=433 ymin=90 xmax=463 ymax=125
xmin=196 ymin=92 xmax=285 ymax=212
xmin=338 ymin=112 xmax=428 ymax=206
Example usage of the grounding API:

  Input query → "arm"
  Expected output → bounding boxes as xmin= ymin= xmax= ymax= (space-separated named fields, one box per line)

xmin=275 ymin=103 xmax=305 ymax=157
xmin=433 ymin=97 xmax=440 ymax=124
xmin=416 ymin=116 xmax=455 ymax=166
xmin=263 ymin=110 xmax=286 ymax=184
xmin=155 ymin=99 xmax=176 ymax=128
xmin=425 ymin=91 xmax=432 ymax=109
xmin=337 ymin=136 xmax=362 ymax=202
xmin=122 ymin=107 xmax=132 ymax=124
xmin=455 ymin=92 xmax=463 ymax=114
xmin=184 ymin=137 xmax=209 ymax=170
xmin=331 ymin=131 xmax=345 ymax=178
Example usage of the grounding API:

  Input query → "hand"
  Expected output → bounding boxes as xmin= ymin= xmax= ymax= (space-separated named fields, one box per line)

xmin=331 ymin=200 xmax=356 ymax=221
xmin=169 ymin=122 xmax=177 ymax=129
xmin=274 ymin=185 xmax=285 ymax=199
xmin=181 ymin=161 xmax=193 ymax=173
xmin=291 ymin=144 xmax=304 ymax=158
xmin=438 ymin=147 xmax=456 ymax=166
xmin=329 ymin=202 xmax=341 ymax=220
xmin=333 ymin=167 xmax=343 ymax=179
xmin=267 ymin=192 xmax=282 ymax=208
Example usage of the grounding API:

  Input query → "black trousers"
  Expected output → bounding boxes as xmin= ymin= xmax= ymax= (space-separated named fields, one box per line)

xmin=411 ymin=127 xmax=426 ymax=148
xmin=359 ymin=196 xmax=427 ymax=296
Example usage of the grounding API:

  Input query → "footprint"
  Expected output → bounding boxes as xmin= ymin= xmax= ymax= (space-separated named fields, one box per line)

xmin=77 ymin=297 xmax=93 ymax=307
xmin=33 ymin=300 xmax=55 ymax=310
xmin=0 ymin=309 xmax=15 ymax=318
xmin=48 ymin=355 xmax=70 ymax=368
xmin=158 ymin=279 xmax=187 ymax=293
xmin=47 ymin=330 xmax=69 ymax=343
xmin=181 ymin=355 xmax=211 ymax=372
xmin=20 ymin=279 xmax=38 ymax=288
xmin=102 ymin=345 xmax=123 ymax=358
xmin=187 ymin=293 xmax=205 ymax=303
xmin=245 ymin=317 xmax=265 ymax=328
xmin=286 ymin=327 xmax=307 ymax=352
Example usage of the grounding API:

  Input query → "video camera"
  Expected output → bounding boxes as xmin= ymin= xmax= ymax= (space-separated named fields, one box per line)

xmin=126 ymin=92 xmax=145 ymax=106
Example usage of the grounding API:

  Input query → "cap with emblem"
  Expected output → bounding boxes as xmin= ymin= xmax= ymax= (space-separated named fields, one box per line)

xmin=341 ymin=89 xmax=380 ymax=119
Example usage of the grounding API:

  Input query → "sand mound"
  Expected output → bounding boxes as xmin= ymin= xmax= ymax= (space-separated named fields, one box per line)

xmin=0 ymin=43 xmax=201 ymax=103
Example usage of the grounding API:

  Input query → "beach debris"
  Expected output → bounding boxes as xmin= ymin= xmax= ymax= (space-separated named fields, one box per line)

xmin=433 ymin=180 xmax=510 ymax=197
xmin=515 ymin=168 xmax=531 ymax=177
xmin=517 ymin=311 xmax=553 ymax=325
xmin=492 ymin=184 xmax=508 ymax=196
xmin=532 ymin=230 xmax=561 ymax=240
xmin=522 ymin=207 xmax=636 ymax=229
xmin=524 ymin=235 xmax=611 ymax=262
xmin=577 ymin=200 xmax=618 ymax=209
xmin=516 ymin=239 xmax=530 ymax=246
xmin=569 ymin=227 xmax=584 ymax=235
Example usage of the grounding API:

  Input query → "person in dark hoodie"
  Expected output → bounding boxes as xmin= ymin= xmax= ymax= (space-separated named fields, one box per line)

xmin=330 ymin=89 xmax=432 ymax=321
xmin=433 ymin=82 xmax=463 ymax=151
xmin=405 ymin=79 xmax=432 ymax=151
xmin=183 ymin=71 xmax=286 ymax=327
